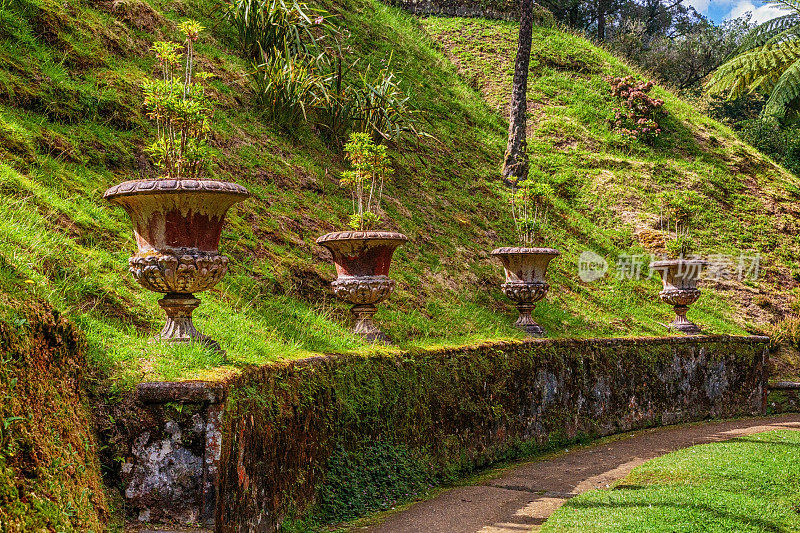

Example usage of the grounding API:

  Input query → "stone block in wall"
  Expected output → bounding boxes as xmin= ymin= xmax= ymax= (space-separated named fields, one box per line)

xmin=767 ymin=381 xmax=800 ymax=414
xmin=120 ymin=381 xmax=225 ymax=526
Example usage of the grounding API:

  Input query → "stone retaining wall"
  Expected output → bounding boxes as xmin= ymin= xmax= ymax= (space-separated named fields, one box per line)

xmin=767 ymin=381 xmax=800 ymax=413
xmin=383 ymin=0 xmax=519 ymax=19
xmin=213 ymin=335 xmax=769 ymax=532
xmin=117 ymin=381 xmax=225 ymax=525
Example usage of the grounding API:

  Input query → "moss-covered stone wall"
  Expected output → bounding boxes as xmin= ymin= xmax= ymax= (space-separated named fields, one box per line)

xmin=0 ymin=306 xmax=108 ymax=532
xmin=215 ymin=335 xmax=768 ymax=532
xmin=383 ymin=0 xmax=519 ymax=19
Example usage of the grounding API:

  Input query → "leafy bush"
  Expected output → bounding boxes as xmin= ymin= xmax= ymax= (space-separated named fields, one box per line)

xmin=608 ymin=75 xmax=665 ymax=142
xmin=340 ymin=132 xmax=393 ymax=230
xmin=225 ymin=0 xmax=331 ymax=62
xmin=736 ymin=118 xmax=800 ymax=176
xmin=252 ymin=49 xmax=324 ymax=128
xmin=226 ymin=0 xmax=424 ymax=146
xmin=350 ymin=64 xmax=422 ymax=144
xmin=316 ymin=60 xmax=423 ymax=147
xmin=143 ymin=21 xmax=215 ymax=180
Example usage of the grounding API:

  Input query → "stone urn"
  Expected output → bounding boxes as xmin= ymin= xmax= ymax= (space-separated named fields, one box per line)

xmin=491 ymin=247 xmax=560 ymax=337
xmin=104 ymin=178 xmax=249 ymax=349
xmin=316 ymin=231 xmax=408 ymax=343
xmin=651 ymin=259 xmax=707 ymax=335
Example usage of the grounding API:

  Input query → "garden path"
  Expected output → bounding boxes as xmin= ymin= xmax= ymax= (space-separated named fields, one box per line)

xmin=356 ymin=414 xmax=800 ymax=533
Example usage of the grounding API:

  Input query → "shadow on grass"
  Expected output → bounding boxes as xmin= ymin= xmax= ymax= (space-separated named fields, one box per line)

xmin=564 ymin=492 xmax=784 ymax=532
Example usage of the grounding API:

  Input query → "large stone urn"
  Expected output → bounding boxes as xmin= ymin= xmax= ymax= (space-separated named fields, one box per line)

xmin=104 ymin=179 xmax=249 ymax=349
xmin=651 ymin=259 xmax=707 ymax=335
xmin=491 ymin=247 xmax=560 ymax=337
xmin=316 ymin=231 xmax=408 ymax=343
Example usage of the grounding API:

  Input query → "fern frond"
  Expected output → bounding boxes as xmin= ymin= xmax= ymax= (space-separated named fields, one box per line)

xmin=708 ymin=39 xmax=800 ymax=99
xmin=736 ymin=13 xmax=800 ymax=53
xmin=764 ymin=58 xmax=800 ymax=116
xmin=768 ymin=0 xmax=800 ymax=15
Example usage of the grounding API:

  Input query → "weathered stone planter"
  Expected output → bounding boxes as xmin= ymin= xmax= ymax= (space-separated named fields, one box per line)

xmin=316 ymin=231 xmax=408 ymax=343
xmin=491 ymin=247 xmax=560 ymax=337
xmin=651 ymin=259 xmax=707 ymax=335
xmin=104 ymin=179 xmax=249 ymax=349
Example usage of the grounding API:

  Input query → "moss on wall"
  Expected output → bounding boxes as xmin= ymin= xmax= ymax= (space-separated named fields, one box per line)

xmin=215 ymin=336 xmax=767 ymax=532
xmin=0 ymin=305 xmax=108 ymax=532
xmin=381 ymin=0 xmax=554 ymax=24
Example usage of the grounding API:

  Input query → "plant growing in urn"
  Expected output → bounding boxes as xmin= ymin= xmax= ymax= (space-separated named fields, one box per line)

xmin=651 ymin=192 xmax=706 ymax=335
xmin=104 ymin=22 xmax=249 ymax=349
xmin=491 ymin=176 xmax=559 ymax=337
xmin=316 ymin=133 xmax=407 ymax=343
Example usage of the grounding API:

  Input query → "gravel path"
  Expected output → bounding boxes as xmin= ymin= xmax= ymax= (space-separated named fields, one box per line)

xmin=356 ymin=414 xmax=800 ymax=533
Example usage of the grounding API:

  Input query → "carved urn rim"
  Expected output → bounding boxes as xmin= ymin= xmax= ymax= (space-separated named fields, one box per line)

xmin=103 ymin=178 xmax=250 ymax=202
xmin=650 ymin=259 xmax=708 ymax=269
xmin=316 ymin=230 xmax=409 ymax=245
xmin=491 ymin=247 xmax=561 ymax=256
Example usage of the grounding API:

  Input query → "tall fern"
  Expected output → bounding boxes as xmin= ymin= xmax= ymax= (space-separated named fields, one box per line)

xmin=708 ymin=0 xmax=800 ymax=118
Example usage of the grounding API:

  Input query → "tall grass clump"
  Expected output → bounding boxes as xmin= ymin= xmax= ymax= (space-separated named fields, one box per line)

xmin=225 ymin=0 xmax=425 ymax=145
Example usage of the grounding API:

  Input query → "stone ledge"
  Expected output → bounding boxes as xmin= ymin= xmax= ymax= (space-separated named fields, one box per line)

xmin=137 ymin=381 xmax=226 ymax=404
xmin=770 ymin=381 xmax=800 ymax=390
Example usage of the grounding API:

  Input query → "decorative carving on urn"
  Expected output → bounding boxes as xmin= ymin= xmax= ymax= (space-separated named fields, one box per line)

xmin=105 ymin=179 xmax=249 ymax=349
xmin=651 ymin=259 xmax=706 ymax=335
xmin=491 ymin=247 xmax=559 ymax=337
xmin=129 ymin=251 xmax=229 ymax=294
xmin=317 ymin=231 xmax=407 ymax=343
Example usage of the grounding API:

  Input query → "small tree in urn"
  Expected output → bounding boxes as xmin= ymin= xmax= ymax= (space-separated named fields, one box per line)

xmin=651 ymin=191 xmax=706 ymax=335
xmin=492 ymin=174 xmax=560 ymax=337
xmin=104 ymin=22 xmax=249 ymax=350
xmin=317 ymin=132 xmax=407 ymax=343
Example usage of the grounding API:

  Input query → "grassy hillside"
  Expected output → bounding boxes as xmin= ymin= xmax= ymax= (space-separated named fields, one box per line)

xmin=419 ymin=17 xmax=800 ymax=377
xmin=0 ymin=0 xmax=797 ymax=385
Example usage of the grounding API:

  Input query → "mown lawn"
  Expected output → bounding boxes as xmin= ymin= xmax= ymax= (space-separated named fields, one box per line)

xmin=542 ymin=430 xmax=800 ymax=532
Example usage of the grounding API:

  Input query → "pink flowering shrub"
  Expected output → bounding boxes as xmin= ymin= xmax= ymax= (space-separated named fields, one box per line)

xmin=607 ymin=76 xmax=665 ymax=142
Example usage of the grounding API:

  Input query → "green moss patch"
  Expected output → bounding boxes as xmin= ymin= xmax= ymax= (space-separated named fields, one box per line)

xmin=0 ymin=305 xmax=108 ymax=531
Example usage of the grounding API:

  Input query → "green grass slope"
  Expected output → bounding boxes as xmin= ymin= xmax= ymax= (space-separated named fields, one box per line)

xmin=542 ymin=430 xmax=800 ymax=532
xmin=0 ymin=0 xmax=797 ymax=384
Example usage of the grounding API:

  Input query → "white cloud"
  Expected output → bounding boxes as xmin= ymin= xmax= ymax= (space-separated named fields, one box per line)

xmin=686 ymin=0 xmax=713 ymax=14
xmin=724 ymin=0 xmax=790 ymax=23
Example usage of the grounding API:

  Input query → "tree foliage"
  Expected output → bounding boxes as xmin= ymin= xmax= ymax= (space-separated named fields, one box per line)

xmin=708 ymin=0 xmax=800 ymax=119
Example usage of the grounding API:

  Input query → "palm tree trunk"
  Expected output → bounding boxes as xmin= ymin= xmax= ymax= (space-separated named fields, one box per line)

xmin=502 ymin=0 xmax=533 ymax=184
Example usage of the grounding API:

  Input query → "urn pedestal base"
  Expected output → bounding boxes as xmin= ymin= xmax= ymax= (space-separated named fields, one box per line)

xmin=659 ymin=288 xmax=702 ymax=336
xmin=332 ymin=276 xmax=395 ymax=345
xmin=513 ymin=302 xmax=545 ymax=337
xmin=501 ymin=281 xmax=550 ymax=338
xmin=351 ymin=304 xmax=391 ymax=344
xmin=153 ymin=293 xmax=221 ymax=352
xmin=668 ymin=305 xmax=702 ymax=335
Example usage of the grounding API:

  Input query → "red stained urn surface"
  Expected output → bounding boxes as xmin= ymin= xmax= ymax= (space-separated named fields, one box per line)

xmin=316 ymin=231 xmax=408 ymax=278
xmin=104 ymin=179 xmax=249 ymax=254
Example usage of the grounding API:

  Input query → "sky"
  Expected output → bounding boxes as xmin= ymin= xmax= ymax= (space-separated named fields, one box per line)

xmin=686 ymin=0 xmax=788 ymax=24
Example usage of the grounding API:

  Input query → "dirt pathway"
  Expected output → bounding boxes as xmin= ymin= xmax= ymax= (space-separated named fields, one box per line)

xmin=356 ymin=414 xmax=800 ymax=533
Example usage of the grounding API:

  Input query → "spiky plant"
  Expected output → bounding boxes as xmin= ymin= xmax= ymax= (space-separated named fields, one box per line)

xmin=707 ymin=0 xmax=800 ymax=119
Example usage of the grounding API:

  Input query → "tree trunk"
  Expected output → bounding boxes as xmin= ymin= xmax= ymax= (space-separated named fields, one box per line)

xmin=502 ymin=0 xmax=534 ymax=184
xmin=597 ymin=2 xmax=606 ymax=41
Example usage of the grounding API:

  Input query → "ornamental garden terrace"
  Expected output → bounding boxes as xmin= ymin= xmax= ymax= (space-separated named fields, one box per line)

xmin=2 ymin=0 xmax=800 ymax=531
